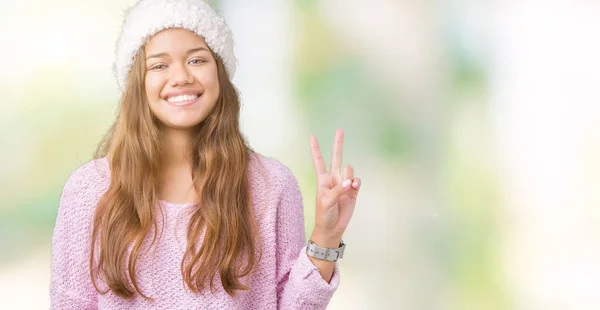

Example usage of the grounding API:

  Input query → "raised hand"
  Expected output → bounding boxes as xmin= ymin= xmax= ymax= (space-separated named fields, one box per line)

xmin=309 ymin=129 xmax=361 ymax=248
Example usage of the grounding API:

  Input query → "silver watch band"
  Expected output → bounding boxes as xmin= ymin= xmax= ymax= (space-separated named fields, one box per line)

xmin=306 ymin=239 xmax=345 ymax=262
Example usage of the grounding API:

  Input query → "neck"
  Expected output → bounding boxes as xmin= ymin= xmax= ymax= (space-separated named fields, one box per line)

xmin=158 ymin=126 xmax=198 ymax=204
xmin=161 ymin=127 xmax=194 ymax=168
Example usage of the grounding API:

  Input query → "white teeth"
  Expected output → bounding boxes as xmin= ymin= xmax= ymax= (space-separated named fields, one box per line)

xmin=166 ymin=94 xmax=198 ymax=103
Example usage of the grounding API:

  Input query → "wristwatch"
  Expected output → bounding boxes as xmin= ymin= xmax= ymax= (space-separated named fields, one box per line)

xmin=306 ymin=239 xmax=346 ymax=262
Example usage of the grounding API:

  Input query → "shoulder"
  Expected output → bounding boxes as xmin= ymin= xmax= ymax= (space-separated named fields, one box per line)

xmin=248 ymin=151 xmax=299 ymax=192
xmin=58 ymin=157 xmax=111 ymax=218
xmin=61 ymin=157 xmax=110 ymax=199
xmin=247 ymin=153 xmax=305 ymax=230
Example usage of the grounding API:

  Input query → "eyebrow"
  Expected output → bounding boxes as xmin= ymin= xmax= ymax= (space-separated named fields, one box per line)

xmin=146 ymin=47 xmax=209 ymax=60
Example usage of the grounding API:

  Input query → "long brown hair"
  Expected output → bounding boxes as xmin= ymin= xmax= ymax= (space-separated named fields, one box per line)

xmin=91 ymin=43 xmax=260 ymax=299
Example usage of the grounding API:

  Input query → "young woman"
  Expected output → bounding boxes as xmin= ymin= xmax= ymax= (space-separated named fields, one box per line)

xmin=50 ymin=0 xmax=361 ymax=309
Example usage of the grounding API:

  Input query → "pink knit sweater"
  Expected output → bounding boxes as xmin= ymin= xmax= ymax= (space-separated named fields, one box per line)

xmin=50 ymin=153 xmax=340 ymax=309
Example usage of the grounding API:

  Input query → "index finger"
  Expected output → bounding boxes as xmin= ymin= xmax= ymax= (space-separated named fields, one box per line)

xmin=309 ymin=134 xmax=327 ymax=177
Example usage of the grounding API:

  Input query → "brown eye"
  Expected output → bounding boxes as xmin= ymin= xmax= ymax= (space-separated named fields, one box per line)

xmin=150 ymin=64 xmax=166 ymax=70
xmin=189 ymin=59 xmax=205 ymax=65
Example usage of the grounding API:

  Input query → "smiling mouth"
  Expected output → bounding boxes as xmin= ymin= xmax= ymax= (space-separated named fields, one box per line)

xmin=165 ymin=94 xmax=201 ymax=106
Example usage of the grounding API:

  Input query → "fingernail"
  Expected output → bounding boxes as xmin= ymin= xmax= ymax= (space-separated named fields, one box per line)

xmin=342 ymin=179 xmax=351 ymax=188
xmin=353 ymin=180 xmax=360 ymax=188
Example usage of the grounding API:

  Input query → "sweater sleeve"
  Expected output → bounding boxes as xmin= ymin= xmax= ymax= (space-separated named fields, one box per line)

xmin=50 ymin=169 xmax=99 ymax=309
xmin=275 ymin=166 xmax=340 ymax=309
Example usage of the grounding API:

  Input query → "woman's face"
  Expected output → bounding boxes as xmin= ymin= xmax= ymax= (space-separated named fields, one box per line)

xmin=144 ymin=28 xmax=220 ymax=130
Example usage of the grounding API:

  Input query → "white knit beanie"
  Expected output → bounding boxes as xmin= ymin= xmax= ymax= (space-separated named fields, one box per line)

xmin=114 ymin=0 xmax=237 ymax=92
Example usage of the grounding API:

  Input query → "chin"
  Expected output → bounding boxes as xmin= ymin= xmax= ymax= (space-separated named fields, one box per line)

xmin=166 ymin=120 xmax=206 ymax=129
xmin=156 ymin=115 xmax=208 ymax=130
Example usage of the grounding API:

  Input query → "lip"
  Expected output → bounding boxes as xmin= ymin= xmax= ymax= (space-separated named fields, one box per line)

xmin=162 ymin=90 xmax=203 ymax=107
xmin=165 ymin=94 xmax=201 ymax=107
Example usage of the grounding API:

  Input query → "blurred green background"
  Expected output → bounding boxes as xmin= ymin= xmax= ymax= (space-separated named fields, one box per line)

xmin=1 ymin=0 xmax=600 ymax=309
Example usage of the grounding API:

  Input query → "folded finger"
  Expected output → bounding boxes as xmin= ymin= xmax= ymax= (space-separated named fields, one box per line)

xmin=342 ymin=165 xmax=354 ymax=183
xmin=345 ymin=177 xmax=361 ymax=200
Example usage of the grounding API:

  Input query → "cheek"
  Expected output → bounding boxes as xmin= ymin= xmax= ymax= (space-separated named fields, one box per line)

xmin=208 ymin=73 xmax=220 ymax=93
xmin=144 ymin=75 xmax=163 ymax=100
xmin=207 ymin=66 xmax=220 ymax=86
xmin=195 ymin=66 xmax=220 ymax=93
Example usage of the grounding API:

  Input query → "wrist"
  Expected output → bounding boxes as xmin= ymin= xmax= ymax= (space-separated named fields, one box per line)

xmin=310 ymin=229 xmax=343 ymax=248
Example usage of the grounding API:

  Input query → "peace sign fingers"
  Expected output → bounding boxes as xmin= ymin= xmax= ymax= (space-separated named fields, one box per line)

xmin=308 ymin=129 xmax=360 ymax=244
xmin=310 ymin=129 xmax=345 ymax=178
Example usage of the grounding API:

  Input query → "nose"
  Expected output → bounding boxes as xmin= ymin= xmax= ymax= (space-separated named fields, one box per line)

xmin=168 ymin=62 xmax=194 ymax=86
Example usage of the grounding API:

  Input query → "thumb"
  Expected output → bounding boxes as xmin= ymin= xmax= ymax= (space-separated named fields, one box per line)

xmin=322 ymin=178 xmax=352 ymax=208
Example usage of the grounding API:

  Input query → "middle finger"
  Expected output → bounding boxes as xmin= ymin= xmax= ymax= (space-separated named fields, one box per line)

xmin=330 ymin=129 xmax=344 ymax=176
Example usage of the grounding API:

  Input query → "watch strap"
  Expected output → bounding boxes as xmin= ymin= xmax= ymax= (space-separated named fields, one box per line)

xmin=306 ymin=239 xmax=345 ymax=262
